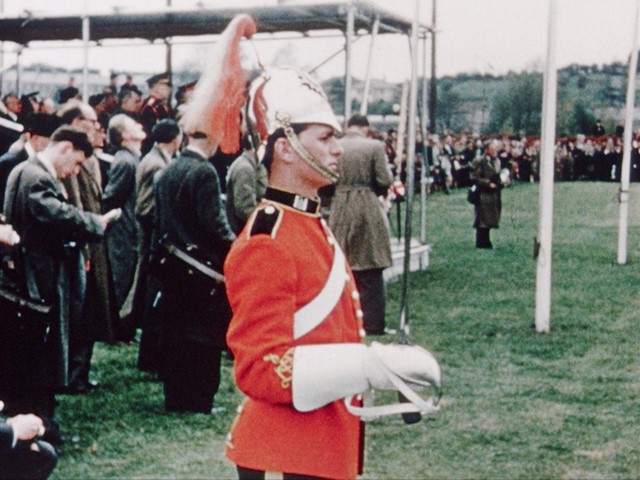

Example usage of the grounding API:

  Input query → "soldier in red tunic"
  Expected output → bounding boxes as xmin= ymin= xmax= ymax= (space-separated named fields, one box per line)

xmin=223 ymin=68 xmax=441 ymax=480
xmin=138 ymin=73 xmax=172 ymax=155
xmin=179 ymin=15 xmax=442 ymax=480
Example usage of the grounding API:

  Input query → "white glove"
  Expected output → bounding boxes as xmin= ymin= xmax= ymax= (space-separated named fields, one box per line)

xmin=292 ymin=342 xmax=440 ymax=412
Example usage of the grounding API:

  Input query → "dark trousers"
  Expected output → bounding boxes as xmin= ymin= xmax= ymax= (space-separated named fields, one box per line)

xmin=237 ymin=466 xmax=328 ymax=480
xmin=137 ymin=277 xmax=163 ymax=374
xmin=0 ymin=440 xmax=58 ymax=480
xmin=353 ymin=268 xmax=386 ymax=335
xmin=162 ymin=341 xmax=222 ymax=413
xmin=475 ymin=228 xmax=492 ymax=249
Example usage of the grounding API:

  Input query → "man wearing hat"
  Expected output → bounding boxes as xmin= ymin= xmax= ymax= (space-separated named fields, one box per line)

xmin=139 ymin=73 xmax=173 ymax=155
xmin=133 ymin=119 xmax=182 ymax=373
xmin=0 ymin=113 xmax=60 ymax=212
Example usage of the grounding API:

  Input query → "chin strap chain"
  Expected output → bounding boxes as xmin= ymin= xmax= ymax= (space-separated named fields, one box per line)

xmin=277 ymin=112 xmax=339 ymax=184
xmin=344 ymin=343 xmax=441 ymax=421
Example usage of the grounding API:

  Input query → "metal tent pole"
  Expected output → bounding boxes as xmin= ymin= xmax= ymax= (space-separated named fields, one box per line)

xmin=360 ymin=15 xmax=380 ymax=115
xmin=420 ymin=30 xmax=429 ymax=244
xmin=82 ymin=11 xmax=90 ymax=102
xmin=617 ymin=0 xmax=640 ymax=265
xmin=344 ymin=2 xmax=355 ymax=124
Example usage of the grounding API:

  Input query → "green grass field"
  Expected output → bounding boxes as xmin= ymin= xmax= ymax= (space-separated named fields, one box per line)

xmin=51 ymin=182 xmax=640 ymax=479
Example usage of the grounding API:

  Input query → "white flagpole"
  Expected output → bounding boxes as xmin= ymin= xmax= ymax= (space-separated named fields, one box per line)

xmin=535 ymin=0 xmax=559 ymax=333
xmin=617 ymin=0 xmax=640 ymax=265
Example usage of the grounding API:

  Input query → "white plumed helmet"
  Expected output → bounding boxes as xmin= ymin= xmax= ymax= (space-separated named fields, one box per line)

xmin=247 ymin=67 xmax=341 ymax=142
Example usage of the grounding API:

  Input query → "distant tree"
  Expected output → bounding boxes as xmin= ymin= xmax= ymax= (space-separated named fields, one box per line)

xmin=486 ymin=71 xmax=542 ymax=135
xmin=323 ymin=77 xmax=345 ymax=116
xmin=367 ymin=99 xmax=394 ymax=116
xmin=572 ymin=99 xmax=597 ymax=135
xmin=556 ymin=98 xmax=596 ymax=136
xmin=436 ymin=80 xmax=463 ymax=132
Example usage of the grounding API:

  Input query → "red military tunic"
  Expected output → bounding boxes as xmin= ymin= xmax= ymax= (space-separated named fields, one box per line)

xmin=224 ymin=188 xmax=365 ymax=480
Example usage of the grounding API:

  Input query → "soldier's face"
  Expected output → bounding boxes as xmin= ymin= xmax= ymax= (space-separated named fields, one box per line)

xmin=296 ymin=124 xmax=343 ymax=187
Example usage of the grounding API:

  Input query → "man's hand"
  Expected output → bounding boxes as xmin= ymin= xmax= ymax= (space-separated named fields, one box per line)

xmin=0 ymin=224 xmax=20 ymax=246
xmin=99 ymin=208 xmax=123 ymax=230
xmin=6 ymin=414 xmax=45 ymax=441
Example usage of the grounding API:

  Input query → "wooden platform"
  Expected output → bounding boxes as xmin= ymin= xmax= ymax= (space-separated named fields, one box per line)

xmin=383 ymin=238 xmax=432 ymax=283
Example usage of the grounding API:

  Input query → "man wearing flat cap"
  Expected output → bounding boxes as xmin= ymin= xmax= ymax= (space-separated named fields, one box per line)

xmin=139 ymin=73 xmax=173 ymax=155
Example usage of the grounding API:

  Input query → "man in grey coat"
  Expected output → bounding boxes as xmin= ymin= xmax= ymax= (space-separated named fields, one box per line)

xmin=225 ymin=137 xmax=268 ymax=234
xmin=328 ymin=114 xmax=393 ymax=335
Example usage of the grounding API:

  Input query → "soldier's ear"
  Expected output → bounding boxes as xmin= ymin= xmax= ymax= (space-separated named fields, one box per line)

xmin=274 ymin=137 xmax=295 ymax=165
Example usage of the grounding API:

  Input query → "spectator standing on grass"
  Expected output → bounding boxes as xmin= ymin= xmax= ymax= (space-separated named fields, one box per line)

xmin=3 ymin=127 xmax=120 ymax=445
xmin=470 ymin=138 xmax=503 ymax=249
xmin=327 ymin=113 xmax=394 ymax=336
xmin=103 ymin=114 xmax=147 ymax=342
xmin=58 ymin=102 xmax=118 ymax=389
xmin=132 ymin=119 xmax=183 ymax=374
xmin=153 ymin=128 xmax=235 ymax=414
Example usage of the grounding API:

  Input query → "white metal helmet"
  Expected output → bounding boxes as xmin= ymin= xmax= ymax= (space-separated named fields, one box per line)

xmin=246 ymin=67 xmax=342 ymax=183
xmin=247 ymin=67 xmax=341 ymax=142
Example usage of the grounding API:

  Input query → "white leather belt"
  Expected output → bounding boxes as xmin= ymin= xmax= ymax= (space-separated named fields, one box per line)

xmin=293 ymin=230 xmax=347 ymax=340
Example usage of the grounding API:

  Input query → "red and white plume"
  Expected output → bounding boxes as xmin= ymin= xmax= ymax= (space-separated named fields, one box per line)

xmin=180 ymin=14 xmax=257 ymax=153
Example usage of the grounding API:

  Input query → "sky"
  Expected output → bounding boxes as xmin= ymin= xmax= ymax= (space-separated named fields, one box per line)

xmin=0 ymin=0 xmax=638 ymax=83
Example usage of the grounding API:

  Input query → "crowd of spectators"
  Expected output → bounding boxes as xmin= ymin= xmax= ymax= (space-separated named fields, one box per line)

xmin=0 ymin=72 xmax=196 ymax=478
xmin=379 ymin=126 xmax=639 ymax=195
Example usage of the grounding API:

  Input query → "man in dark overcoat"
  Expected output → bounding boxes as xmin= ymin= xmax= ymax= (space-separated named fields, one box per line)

xmin=133 ymin=119 xmax=182 ymax=373
xmin=2 ymin=127 xmax=118 ymax=442
xmin=470 ymin=138 xmax=503 ymax=249
xmin=153 ymin=131 xmax=235 ymax=413
xmin=103 ymin=114 xmax=146 ymax=341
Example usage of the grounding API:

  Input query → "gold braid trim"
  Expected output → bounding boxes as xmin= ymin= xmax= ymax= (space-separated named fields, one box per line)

xmin=263 ymin=348 xmax=294 ymax=389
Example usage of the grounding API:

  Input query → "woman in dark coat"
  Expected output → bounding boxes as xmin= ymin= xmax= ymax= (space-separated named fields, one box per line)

xmin=471 ymin=139 xmax=503 ymax=249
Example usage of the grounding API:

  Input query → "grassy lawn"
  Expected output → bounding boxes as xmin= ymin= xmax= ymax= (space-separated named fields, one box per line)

xmin=51 ymin=182 xmax=640 ymax=479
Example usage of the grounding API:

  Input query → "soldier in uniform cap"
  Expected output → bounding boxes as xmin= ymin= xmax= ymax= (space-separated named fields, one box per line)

xmin=139 ymin=73 xmax=173 ymax=155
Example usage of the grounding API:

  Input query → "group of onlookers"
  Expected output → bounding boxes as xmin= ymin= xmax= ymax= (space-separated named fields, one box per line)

xmin=380 ymin=129 xmax=640 ymax=196
xmin=0 ymin=71 xmax=221 ymax=478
